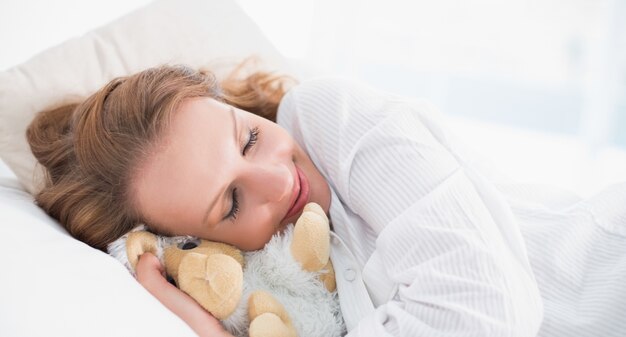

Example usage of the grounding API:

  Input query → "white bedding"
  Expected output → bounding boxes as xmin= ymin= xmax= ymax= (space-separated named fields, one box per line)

xmin=0 ymin=0 xmax=286 ymax=335
xmin=1 ymin=0 xmax=625 ymax=335
xmin=0 ymin=174 xmax=197 ymax=336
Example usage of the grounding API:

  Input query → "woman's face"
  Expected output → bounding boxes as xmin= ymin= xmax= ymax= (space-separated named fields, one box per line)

xmin=132 ymin=97 xmax=331 ymax=251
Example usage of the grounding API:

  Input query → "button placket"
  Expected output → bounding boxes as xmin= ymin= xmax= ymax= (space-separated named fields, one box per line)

xmin=329 ymin=231 xmax=375 ymax=330
xmin=344 ymin=268 xmax=356 ymax=281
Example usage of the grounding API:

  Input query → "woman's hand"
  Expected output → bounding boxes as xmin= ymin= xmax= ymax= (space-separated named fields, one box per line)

xmin=135 ymin=253 xmax=234 ymax=337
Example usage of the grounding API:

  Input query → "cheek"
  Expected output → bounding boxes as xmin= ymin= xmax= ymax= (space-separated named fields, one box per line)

xmin=251 ymin=219 xmax=277 ymax=249
xmin=257 ymin=219 xmax=276 ymax=238
xmin=229 ymin=218 xmax=270 ymax=251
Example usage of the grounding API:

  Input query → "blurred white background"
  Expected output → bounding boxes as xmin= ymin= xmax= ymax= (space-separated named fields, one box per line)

xmin=1 ymin=0 xmax=625 ymax=196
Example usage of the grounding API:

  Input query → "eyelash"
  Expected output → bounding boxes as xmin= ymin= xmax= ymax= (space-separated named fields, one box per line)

xmin=227 ymin=188 xmax=240 ymax=221
xmin=227 ymin=126 xmax=261 ymax=221
xmin=243 ymin=126 xmax=260 ymax=155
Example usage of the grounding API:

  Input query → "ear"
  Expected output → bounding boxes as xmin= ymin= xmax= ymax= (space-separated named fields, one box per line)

xmin=126 ymin=230 xmax=159 ymax=271
xmin=107 ymin=225 xmax=161 ymax=275
xmin=290 ymin=202 xmax=330 ymax=272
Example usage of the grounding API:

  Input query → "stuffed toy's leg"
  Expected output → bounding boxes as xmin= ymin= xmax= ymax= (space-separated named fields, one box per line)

xmin=290 ymin=203 xmax=336 ymax=292
xmin=248 ymin=291 xmax=297 ymax=337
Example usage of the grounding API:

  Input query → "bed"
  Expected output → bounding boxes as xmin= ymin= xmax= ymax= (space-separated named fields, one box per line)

xmin=2 ymin=0 xmax=625 ymax=336
xmin=0 ymin=0 xmax=295 ymax=335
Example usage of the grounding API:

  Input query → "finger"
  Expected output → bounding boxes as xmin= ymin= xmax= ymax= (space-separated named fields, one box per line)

xmin=144 ymin=272 xmax=228 ymax=337
xmin=136 ymin=253 xmax=165 ymax=282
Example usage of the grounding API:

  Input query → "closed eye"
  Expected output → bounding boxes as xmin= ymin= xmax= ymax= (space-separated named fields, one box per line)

xmin=228 ymin=126 xmax=261 ymax=221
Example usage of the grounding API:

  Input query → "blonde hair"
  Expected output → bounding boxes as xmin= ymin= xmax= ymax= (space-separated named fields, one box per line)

xmin=26 ymin=59 xmax=295 ymax=251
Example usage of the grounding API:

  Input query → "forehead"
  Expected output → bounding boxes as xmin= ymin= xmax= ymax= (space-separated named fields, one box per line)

xmin=168 ymin=97 xmax=232 ymax=141
xmin=158 ymin=97 xmax=234 ymax=166
xmin=132 ymin=97 xmax=236 ymax=230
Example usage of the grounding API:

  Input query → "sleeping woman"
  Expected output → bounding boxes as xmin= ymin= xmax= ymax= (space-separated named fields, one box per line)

xmin=26 ymin=60 xmax=626 ymax=337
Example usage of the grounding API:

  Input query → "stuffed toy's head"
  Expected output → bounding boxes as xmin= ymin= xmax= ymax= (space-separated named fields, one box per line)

xmin=108 ymin=202 xmax=344 ymax=337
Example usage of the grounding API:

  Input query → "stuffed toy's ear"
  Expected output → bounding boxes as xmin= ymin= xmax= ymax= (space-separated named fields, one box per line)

xmin=107 ymin=224 xmax=163 ymax=276
xmin=290 ymin=202 xmax=336 ymax=291
xmin=291 ymin=203 xmax=330 ymax=271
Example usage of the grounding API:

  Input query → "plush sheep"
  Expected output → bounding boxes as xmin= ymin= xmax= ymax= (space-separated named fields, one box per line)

xmin=108 ymin=202 xmax=345 ymax=337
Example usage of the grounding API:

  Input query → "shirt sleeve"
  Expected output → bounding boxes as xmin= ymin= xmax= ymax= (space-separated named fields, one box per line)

xmin=278 ymin=78 xmax=544 ymax=337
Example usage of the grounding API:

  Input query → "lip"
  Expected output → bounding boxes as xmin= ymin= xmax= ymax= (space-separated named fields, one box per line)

xmin=282 ymin=165 xmax=310 ymax=223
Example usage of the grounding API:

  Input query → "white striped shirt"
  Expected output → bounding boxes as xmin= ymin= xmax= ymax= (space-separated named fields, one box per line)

xmin=277 ymin=78 xmax=626 ymax=337
xmin=498 ymin=183 xmax=626 ymax=337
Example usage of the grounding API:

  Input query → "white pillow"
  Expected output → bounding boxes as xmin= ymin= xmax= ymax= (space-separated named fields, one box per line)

xmin=0 ymin=0 xmax=289 ymax=195
xmin=0 ymin=0 xmax=291 ymax=335
xmin=0 ymin=177 xmax=198 ymax=337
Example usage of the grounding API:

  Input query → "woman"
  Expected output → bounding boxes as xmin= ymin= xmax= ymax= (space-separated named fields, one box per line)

xmin=26 ymin=62 xmax=626 ymax=337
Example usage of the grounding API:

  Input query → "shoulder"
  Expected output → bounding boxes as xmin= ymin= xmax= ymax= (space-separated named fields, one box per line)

xmin=277 ymin=77 xmax=404 ymax=135
xmin=280 ymin=76 xmax=442 ymax=122
xmin=276 ymin=77 xmax=400 ymax=153
xmin=280 ymin=76 xmax=372 ymax=102
xmin=275 ymin=77 xmax=399 ymax=191
xmin=280 ymin=77 xmax=386 ymax=110
xmin=276 ymin=76 xmax=449 ymax=160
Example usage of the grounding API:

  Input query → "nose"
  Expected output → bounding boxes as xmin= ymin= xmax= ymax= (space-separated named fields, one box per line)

xmin=242 ymin=161 xmax=293 ymax=205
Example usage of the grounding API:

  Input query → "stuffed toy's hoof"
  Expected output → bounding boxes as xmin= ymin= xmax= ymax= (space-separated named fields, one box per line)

xmin=250 ymin=313 xmax=297 ymax=337
xmin=178 ymin=253 xmax=243 ymax=320
xmin=248 ymin=291 xmax=296 ymax=337
xmin=319 ymin=259 xmax=337 ymax=292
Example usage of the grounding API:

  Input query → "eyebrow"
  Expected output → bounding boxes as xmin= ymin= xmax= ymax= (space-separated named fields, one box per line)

xmin=201 ymin=107 xmax=238 ymax=227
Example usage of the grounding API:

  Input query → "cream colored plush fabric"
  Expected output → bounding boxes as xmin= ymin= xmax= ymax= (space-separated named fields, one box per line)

xmin=0 ymin=0 xmax=288 ymax=194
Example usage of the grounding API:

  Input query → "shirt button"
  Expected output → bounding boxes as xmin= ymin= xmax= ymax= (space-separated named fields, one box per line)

xmin=344 ymin=268 xmax=356 ymax=282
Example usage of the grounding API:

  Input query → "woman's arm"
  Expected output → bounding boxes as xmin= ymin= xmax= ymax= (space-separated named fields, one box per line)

xmin=135 ymin=253 xmax=234 ymax=337
xmin=344 ymin=104 xmax=543 ymax=336
xmin=280 ymin=78 xmax=543 ymax=336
